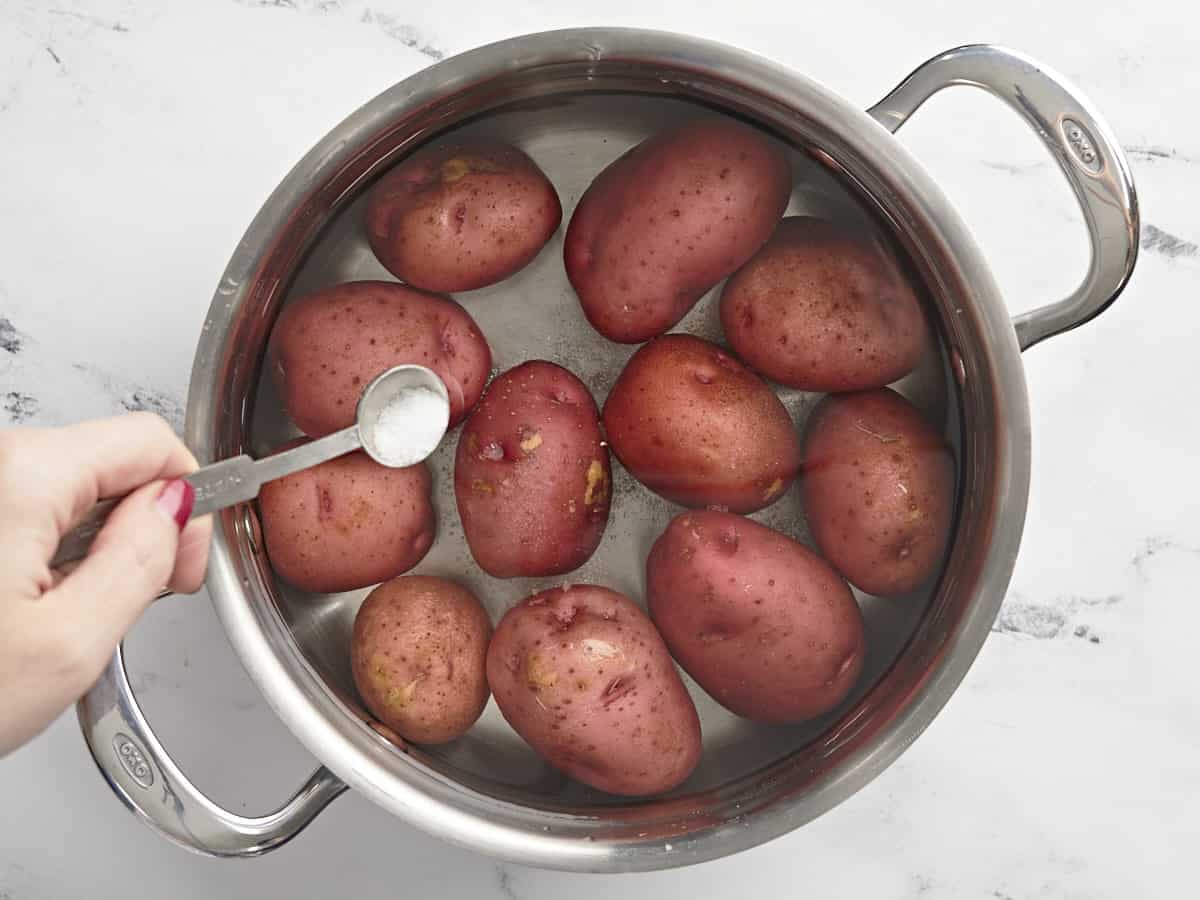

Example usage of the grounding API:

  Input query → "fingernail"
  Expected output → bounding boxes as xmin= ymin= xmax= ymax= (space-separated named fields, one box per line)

xmin=156 ymin=479 xmax=195 ymax=531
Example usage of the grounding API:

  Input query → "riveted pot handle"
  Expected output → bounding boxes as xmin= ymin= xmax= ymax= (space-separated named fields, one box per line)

xmin=867 ymin=44 xmax=1139 ymax=351
xmin=78 ymin=644 xmax=346 ymax=857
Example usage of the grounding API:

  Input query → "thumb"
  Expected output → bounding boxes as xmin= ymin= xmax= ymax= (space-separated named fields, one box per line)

xmin=45 ymin=479 xmax=193 ymax=684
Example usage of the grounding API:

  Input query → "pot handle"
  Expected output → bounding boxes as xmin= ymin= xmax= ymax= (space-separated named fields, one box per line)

xmin=867 ymin=44 xmax=1139 ymax=351
xmin=77 ymin=643 xmax=347 ymax=857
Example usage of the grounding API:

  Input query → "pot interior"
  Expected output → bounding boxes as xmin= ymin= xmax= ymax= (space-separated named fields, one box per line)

xmin=204 ymin=50 xmax=1012 ymax=848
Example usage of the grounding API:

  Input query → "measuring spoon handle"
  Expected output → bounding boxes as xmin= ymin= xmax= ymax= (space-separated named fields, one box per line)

xmin=49 ymin=425 xmax=362 ymax=570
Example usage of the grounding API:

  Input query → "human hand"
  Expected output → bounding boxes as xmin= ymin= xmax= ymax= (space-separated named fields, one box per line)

xmin=0 ymin=413 xmax=212 ymax=755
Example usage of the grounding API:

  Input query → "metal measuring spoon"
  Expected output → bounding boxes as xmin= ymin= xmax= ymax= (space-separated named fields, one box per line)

xmin=50 ymin=364 xmax=450 ymax=570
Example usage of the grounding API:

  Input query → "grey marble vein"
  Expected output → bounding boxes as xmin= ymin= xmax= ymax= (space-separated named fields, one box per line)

xmin=229 ymin=0 xmax=444 ymax=59
xmin=911 ymin=873 xmax=935 ymax=895
xmin=994 ymin=599 xmax=1068 ymax=639
xmin=119 ymin=386 xmax=186 ymax=432
xmin=235 ymin=0 xmax=301 ymax=8
xmin=993 ymin=591 xmax=1121 ymax=641
xmin=494 ymin=864 xmax=520 ymax=900
xmin=360 ymin=9 xmax=444 ymax=59
xmin=233 ymin=0 xmax=346 ymax=13
xmin=0 ymin=316 xmax=185 ymax=432
xmin=1132 ymin=534 xmax=1200 ymax=579
xmin=46 ymin=8 xmax=131 ymax=32
xmin=71 ymin=362 xmax=185 ymax=433
xmin=1142 ymin=224 xmax=1198 ymax=259
xmin=981 ymin=159 xmax=1046 ymax=175
xmin=0 ymin=316 xmax=23 ymax=354
xmin=3 ymin=391 xmax=38 ymax=423
xmin=1125 ymin=145 xmax=1199 ymax=165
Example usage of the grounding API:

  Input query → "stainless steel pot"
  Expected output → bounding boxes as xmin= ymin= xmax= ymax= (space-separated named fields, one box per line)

xmin=76 ymin=29 xmax=1138 ymax=872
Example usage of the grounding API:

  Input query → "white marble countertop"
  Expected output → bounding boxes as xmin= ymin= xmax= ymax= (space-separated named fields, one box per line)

xmin=1 ymin=1 xmax=1195 ymax=897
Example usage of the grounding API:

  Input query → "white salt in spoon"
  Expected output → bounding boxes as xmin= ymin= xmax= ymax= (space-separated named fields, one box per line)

xmin=51 ymin=364 xmax=450 ymax=569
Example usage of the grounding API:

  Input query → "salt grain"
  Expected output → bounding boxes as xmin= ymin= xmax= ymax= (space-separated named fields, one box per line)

xmin=370 ymin=386 xmax=447 ymax=466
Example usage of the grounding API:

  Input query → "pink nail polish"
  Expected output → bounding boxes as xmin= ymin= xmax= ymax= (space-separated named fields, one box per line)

xmin=156 ymin=479 xmax=195 ymax=531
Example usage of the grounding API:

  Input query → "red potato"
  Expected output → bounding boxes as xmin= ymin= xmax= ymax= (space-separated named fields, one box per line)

xmin=564 ymin=119 xmax=792 ymax=343
xmin=647 ymin=510 xmax=864 ymax=723
xmin=801 ymin=389 xmax=955 ymax=597
xmin=602 ymin=334 xmax=801 ymax=513
xmin=720 ymin=216 xmax=927 ymax=391
xmin=258 ymin=444 xmax=435 ymax=593
xmin=486 ymin=585 xmax=701 ymax=796
xmin=455 ymin=361 xmax=611 ymax=578
xmin=366 ymin=138 xmax=562 ymax=293
xmin=269 ymin=281 xmax=491 ymax=436
xmin=352 ymin=576 xmax=492 ymax=744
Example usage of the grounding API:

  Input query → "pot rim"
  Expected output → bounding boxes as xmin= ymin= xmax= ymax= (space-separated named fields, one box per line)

xmin=186 ymin=27 xmax=1030 ymax=871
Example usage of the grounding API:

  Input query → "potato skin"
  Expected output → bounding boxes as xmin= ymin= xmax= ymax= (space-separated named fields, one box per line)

xmin=647 ymin=510 xmax=864 ymax=722
xmin=720 ymin=217 xmax=926 ymax=391
xmin=259 ymin=445 xmax=435 ymax=593
xmin=564 ymin=119 xmax=792 ymax=343
xmin=366 ymin=138 xmax=562 ymax=293
xmin=602 ymin=334 xmax=800 ymax=513
xmin=486 ymin=585 xmax=701 ymax=796
xmin=455 ymin=361 xmax=611 ymax=578
xmin=351 ymin=576 xmax=492 ymax=744
xmin=801 ymin=389 xmax=954 ymax=597
xmin=269 ymin=280 xmax=492 ymax=436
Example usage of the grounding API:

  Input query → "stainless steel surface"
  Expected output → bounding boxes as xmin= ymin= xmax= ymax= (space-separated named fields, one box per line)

xmin=252 ymin=90 xmax=953 ymax=804
xmin=80 ymin=30 xmax=1138 ymax=869
xmin=76 ymin=644 xmax=346 ymax=857
xmin=867 ymin=45 xmax=1139 ymax=351
xmin=50 ymin=365 xmax=448 ymax=567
